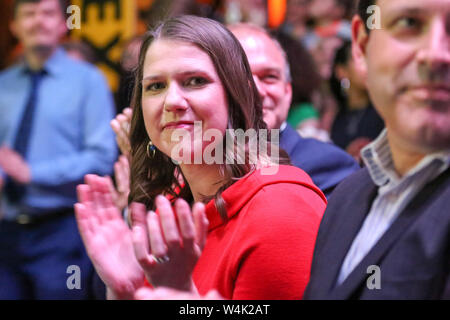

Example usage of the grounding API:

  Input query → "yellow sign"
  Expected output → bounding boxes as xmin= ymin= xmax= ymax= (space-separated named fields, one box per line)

xmin=71 ymin=0 xmax=137 ymax=91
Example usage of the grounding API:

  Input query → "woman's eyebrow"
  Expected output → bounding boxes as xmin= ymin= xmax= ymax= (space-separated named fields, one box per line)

xmin=177 ymin=70 xmax=214 ymax=78
xmin=142 ymin=70 xmax=214 ymax=81
xmin=142 ymin=75 xmax=161 ymax=82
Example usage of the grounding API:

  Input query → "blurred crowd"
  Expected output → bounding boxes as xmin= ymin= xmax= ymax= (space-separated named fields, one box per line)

xmin=1 ymin=0 xmax=384 ymax=157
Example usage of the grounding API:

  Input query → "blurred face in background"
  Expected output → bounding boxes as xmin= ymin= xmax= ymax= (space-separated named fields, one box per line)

xmin=308 ymin=0 xmax=344 ymax=23
xmin=10 ymin=0 xmax=66 ymax=52
xmin=121 ymin=37 xmax=143 ymax=72
xmin=285 ymin=0 xmax=311 ymax=26
xmin=232 ymin=28 xmax=292 ymax=130
xmin=354 ymin=0 xmax=450 ymax=152
xmin=312 ymin=36 xmax=344 ymax=79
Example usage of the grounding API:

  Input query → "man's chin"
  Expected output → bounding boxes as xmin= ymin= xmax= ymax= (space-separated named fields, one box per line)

xmin=29 ymin=44 xmax=56 ymax=56
xmin=422 ymin=131 xmax=450 ymax=152
xmin=408 ymin=127 xmax=450 ymax=153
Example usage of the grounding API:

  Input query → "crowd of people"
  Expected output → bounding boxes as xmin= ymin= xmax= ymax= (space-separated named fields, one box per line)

xmin=0 ymin=0 xmax=449 ymax=300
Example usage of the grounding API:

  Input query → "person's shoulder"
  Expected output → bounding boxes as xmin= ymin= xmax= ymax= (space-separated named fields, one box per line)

xmin=284 ymin=125 xmax=341 ymax=156
xmin=0 ymin=64 xmax=24 ymax=95
xmin=323 ymin=167 xmax=372 ymax=214
xmin=300 ymin=136 xmax=358 ymax=168
xmin=237 ymin=180 xmax=325 ymax=243
xmin=331 ymin=167 xmax=370 ymax=193
xmin=295 ymin=135 xmax=354 ymax=161
xmin=0 ymin=63 xmax=23 ymax=81
xmin=253 ymin=164 xmax=314 ymax=183
xmin=251 ymin=165 xmax=325 ymax=199
xmin=241 ymin=165 xmax=327 ymax=221
xmin=59 ymin=51 xmax=106 ymax=81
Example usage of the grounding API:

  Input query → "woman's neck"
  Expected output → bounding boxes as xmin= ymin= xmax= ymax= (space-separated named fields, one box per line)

xmin=347 ymin=87 xmax=369 ymax=111
xmin=179 ymin=163 xmax=227 ymax=203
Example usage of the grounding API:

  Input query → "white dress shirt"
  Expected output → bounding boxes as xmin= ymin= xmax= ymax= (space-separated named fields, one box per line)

xmin=337 ymin=129 xmax=450 ymax=285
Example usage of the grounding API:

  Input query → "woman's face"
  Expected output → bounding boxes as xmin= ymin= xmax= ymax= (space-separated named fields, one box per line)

xmin=141 ymin=39 xmax=229 ymax=163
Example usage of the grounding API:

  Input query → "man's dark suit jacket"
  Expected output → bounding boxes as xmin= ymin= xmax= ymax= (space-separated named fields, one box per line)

xmin=280 ymin=124 xmax=360 ymax=197
xmin=304 ymin=167 xmax=450 ymax=299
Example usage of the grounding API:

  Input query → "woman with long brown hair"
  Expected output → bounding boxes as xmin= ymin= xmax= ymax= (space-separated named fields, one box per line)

xmin=75 ymin=15 xmax=326 ymax=300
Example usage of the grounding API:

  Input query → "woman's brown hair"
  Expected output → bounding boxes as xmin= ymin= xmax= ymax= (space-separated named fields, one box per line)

xmin=129 ymin=15 xmax=285 ymax=218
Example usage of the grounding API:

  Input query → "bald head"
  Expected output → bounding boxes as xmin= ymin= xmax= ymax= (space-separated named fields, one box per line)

xmin=228 ymin=23 xmax=293 ymax=130
xmin=229 ymin=23 xmax=291 ymax=82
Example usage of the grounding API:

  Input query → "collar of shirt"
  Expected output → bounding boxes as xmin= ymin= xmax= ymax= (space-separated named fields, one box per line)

xmin=19 ymin=47 xmax=66 ymax=77
xmin=280 ymin=121 xmax=287 ymax=133
xmin=361 ymin=129 xmax=450 ymax=189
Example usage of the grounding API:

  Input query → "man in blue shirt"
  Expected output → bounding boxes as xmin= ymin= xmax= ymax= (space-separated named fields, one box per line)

xmin=0 ymin=0 xmax=117 ymax=299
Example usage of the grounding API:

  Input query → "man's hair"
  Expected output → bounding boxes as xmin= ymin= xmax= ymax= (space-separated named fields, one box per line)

xmin=357 ymin=0 xmax=376 ymax=31
xmin=13 ymin=0 xmax=69 ymax=17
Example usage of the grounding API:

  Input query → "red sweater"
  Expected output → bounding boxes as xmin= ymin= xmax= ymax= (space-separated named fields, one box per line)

xmin=192 ymin=165 xmax=326 ymax=300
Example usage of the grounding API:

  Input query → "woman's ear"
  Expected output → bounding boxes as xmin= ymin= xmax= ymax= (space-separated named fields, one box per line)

xmin=335 ymin=65 xmax=348 ymax=81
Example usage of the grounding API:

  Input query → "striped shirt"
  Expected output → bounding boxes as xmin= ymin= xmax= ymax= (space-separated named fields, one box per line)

xmin=337 ymin=129 xmax=450 ymax=285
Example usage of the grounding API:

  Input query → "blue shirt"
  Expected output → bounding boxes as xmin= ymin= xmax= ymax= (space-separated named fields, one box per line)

xmin=0 ymin=48 xmax=117 ymax=218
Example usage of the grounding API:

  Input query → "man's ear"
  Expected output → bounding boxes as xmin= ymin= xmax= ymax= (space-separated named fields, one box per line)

xmin=57 ymin=15 xmax=68 ymax=39
xmin=284 ymin=82 xmax=293 ymax=110
xmin=10 ymin=20 xmax=19 ymax=39
xmin=351 ymin=15 xmax=369 ymax=83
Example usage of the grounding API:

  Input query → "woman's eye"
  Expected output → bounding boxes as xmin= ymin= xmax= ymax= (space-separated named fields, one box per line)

xmin=146 ymin=82 xmax=166 ymax=92
xmin=185 ymin=77 xmax=208 ymax=87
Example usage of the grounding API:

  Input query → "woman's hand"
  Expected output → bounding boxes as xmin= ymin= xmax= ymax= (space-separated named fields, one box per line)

xmin=74 ymin=174 xmax=145 ymax=299
xmin=107 ymin=155 xmax=130 ymax=212
xmin=111 ymin=107 xmax=132 ymax=158
xmin=130 ymin=196 xmax=209 ymax=292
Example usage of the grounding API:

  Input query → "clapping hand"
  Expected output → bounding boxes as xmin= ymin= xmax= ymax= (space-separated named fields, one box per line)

xmin=111 ymin=108 xmax=132 ymax=159
xmin=74 ymin=174 xmax=145 ymax=299
xmin=106 ymin=155 xmax=130 ymax=212
xmin=130 ymin=196 xmax=209 ymax=292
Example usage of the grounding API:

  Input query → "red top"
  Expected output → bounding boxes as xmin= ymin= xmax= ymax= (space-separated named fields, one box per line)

xmin=192 ymin=165 xmax=327 ymax=300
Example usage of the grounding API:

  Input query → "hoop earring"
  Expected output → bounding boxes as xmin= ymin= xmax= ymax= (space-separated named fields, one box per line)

xmin=340 ymin=78 xmax=351 ymax=93
xmin=147 ymin=140 xmax=156 ymax=158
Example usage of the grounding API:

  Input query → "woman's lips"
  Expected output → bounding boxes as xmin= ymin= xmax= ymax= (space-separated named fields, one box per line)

xmin=163 ymin=121 xmax=195 ymax=130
